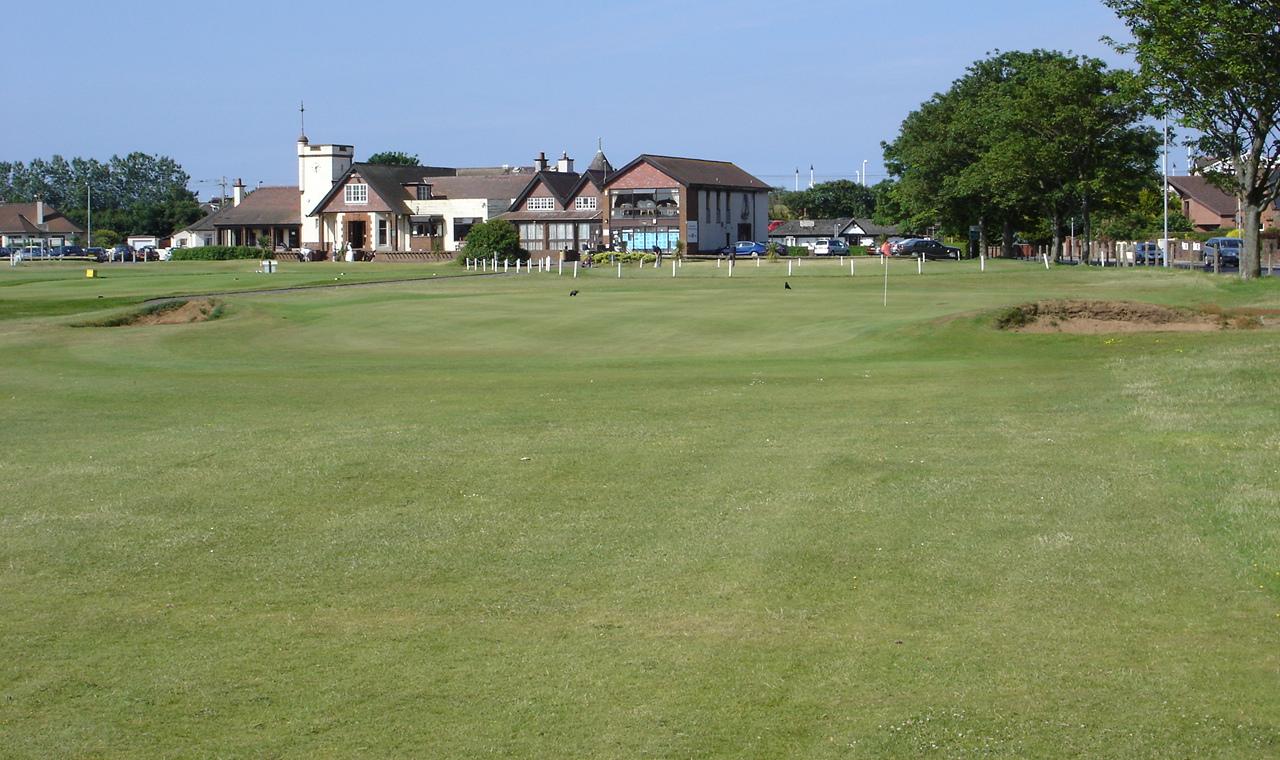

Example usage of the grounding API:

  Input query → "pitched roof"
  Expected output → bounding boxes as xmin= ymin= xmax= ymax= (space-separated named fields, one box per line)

xmin=0 ymin=202 xmax=82 ymax=235
xmin=1167 ymin=175 xmax=1236 ymax=217
xmin=307 ymin=162 xmax=457 ymax=215
xmin=496 ymin=209 xmax=602 ymax=222
xmin=587 ymin=149 xmax=614 ymax=174
xmin=211 ymin=186 xmax=301 ymax=227
xmin=608 ymin=154 xmax=770 ymax=191
xmin=509 ymin=170 xmax=580 ymax=210
xmin=421 ymin=173 xmax=534 ymax=205
xmin=847 ymin=218 xmax=901 ymax=237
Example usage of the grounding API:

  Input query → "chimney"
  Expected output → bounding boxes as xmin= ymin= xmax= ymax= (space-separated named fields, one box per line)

xmin=535 ymin=152 xmax=548 ymax=172
xmin=35 ymin=198 xmax=45 ymax=225
xmin=557 ymin=151 xmax=574 ymax=173
xmin=233 ymin=178 xmax=245 ymax=207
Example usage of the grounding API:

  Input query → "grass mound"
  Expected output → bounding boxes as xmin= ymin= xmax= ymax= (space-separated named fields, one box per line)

xmin=75 ymin=298 xmax=224 ymax=327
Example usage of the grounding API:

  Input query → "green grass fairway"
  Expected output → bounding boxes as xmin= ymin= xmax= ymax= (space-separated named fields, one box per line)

xmin=2 ymin=259 xmax=1278 ymax=757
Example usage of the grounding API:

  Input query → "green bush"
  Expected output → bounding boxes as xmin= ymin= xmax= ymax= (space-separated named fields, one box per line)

xmin=170 ymin=246 xmax=268 ymax=261
xmin=591 ymin=252 xmax=656 ymax=265
xmin=460 ymin=219 xmax=522 ymax=264
xmin=787 ymin=246 xmax=810 ymax=256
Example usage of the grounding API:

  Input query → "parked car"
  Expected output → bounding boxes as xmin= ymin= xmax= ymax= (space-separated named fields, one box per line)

xmin=895 ymin=238 xmax=962 ymax=260
xmin=1134 ymin=242 xmax=1165 ymax=265
xmin=50 ymin=245 xmax=85 ymax=257
xmin=108 ymin=244 xmax=132 ymax=261
xmin=734 ymin=240 xmax=768 ymax=256
xmin=889 ymin=238 xmax=920 ymax=255
xmin=812 ymin=238 xmax=850 ymax=256
xmin=85 ymin=247 xmax=106 ymax=260
xmin=1203 ymin=236 xmax=1240 ymax=268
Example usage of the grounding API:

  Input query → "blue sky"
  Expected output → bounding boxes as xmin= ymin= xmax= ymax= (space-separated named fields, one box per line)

xmin=9 ymin=0 xmax=1140 ymax=198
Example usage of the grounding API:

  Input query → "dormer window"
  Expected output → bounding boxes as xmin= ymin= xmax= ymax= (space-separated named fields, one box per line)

xmin=574 ymin=196 xmax=598 ymax=211
xmin=345 ymin=183 xmax=368 ymax=204
xmin=416 ymin=184 xmax=431 ymax=201
xmin=527 ymin=197 xmax=554 ymax=211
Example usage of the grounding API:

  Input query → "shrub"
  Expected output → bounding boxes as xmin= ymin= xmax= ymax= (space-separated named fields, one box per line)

xmin=994 ymin=303 xmax=1037 ymax=330
xmin=460 ymin=219 xmax=522 ymax=264
xmin=170 ymin=246 xmax=268 ymax=261
xmin=591 ymin=251 xmax=656 ymax=265
xmin=787 ymin=246 xmax=810 ymax=256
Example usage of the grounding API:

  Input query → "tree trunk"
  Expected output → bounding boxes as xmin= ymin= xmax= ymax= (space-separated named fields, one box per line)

xmin=1241 ymin=199 xmax=1263 ymax=280
xmin=1001 ymin=218 xmax=1014 ymax=259
xmin=1051 ymin=210 xmax=1062 ymax=262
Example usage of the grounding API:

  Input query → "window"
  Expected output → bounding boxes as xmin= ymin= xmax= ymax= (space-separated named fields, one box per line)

xmin=345 ymin=183 xmax=368 ymax=204
xmin=527 ymin=196 xmax=555 ymax=211
xmin=574 ymin=196 xmax=598 ymax=211
xmin=377 ymin=219 xmax=388 ymax=247
xmin=548 ymin=223 xmax=575 ymax=251
xmin=416 ymin=184 xmax=431 ymax=200
xmin=519 ymin=223 xmax=542 ymax=250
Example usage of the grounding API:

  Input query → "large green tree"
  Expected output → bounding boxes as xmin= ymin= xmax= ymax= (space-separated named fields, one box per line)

xmin=773 ymin=180 xmax=876 ymax=220
xmin=882 ymin=50 xmax=1157 ymax=260
xmin=1105 ymin=0 xmax=1280 ymax=279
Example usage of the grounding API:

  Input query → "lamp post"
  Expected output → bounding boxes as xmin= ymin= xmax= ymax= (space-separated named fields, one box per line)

xmin=1162 ymin=113 xmax=1170 ymax=267
xmin=861 ymin=159 xmax=868 ymax=186
xmin=86 ymin=180 xmax=92 ymax=248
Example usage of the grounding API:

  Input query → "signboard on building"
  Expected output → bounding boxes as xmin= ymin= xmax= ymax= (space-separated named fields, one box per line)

xmin=686 ymin=221 xmax=698 ymax=244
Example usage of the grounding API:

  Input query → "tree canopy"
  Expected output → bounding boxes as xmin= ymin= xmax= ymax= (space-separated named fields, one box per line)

xmin=772 ymin=180 xmax=876 ymax=220
xmin=365 ymin=151 xmax=421 ymax=166
xmin=881 ymin=49 xmax=1158 ymax=259
xmin=1105 ymin=0 xmax=1280 ymax=278
xmin=0 ymin=153 xmax=202 ymax=238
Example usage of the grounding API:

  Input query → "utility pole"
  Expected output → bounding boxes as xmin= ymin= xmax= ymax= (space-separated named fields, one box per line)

xmin=861 ymin=159 xmax=868 ymax=186
xmin=794 ymin=167 xmax=799 ymax=192
xmin=86 ymin=181 xmax=92 ymax=248
xmin=809 ymin=164 xmax=814 ymax=189
xmin=1162 ymin=113 xmax=1170 ymax=267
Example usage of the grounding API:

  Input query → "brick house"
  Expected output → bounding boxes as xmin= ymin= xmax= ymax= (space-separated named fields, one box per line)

xmin=496 ymin=149 xmax=612 ymax=258
xmin=601 ymin=155 xmax=770 ymax=254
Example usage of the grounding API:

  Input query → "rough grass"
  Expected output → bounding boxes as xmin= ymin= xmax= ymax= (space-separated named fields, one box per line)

xmin=0 ymin=259 xmax=1277 ymax=757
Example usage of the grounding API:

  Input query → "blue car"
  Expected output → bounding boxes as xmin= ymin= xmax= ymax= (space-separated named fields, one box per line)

xmin=734 ymin=241 xmax=767 ymax=256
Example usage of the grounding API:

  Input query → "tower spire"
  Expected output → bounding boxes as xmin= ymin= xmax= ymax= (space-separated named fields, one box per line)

xmin=299 ymin=100 xmax=307 ymax=140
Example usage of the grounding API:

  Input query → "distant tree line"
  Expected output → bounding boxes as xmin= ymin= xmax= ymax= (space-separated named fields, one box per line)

xmin=0 ymin=153 xmax=203 ymax=241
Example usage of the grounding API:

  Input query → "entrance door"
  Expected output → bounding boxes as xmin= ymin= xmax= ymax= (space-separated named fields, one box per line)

xmin=738 ymin=223 xmax=752 ymax=242
xmin=348 ymin=220 xmax=367 ymax=249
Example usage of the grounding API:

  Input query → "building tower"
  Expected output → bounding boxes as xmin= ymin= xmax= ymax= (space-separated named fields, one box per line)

xmin=298 ymin=134 xmax=354 ymax=248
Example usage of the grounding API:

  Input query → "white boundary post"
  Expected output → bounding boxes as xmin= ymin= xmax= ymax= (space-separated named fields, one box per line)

xmin=787 ymin=259 xmax=793 ymax=276
xmin=618 ymin=261 xmax=622 ymax=278
xmin=573 ymin=261 xmax=578 ymax=278
xmin=850 ymin=259 xmax=855 ymax=276
xmin=980 ymin=253 xmax=986 ymax=272
xmin=672 ymin=259 xmax=676 ymax=277
xmin=917 ymin=255 xmax=922 ymax=275
xmin=558 ymin=258 xmax=563 ymax=275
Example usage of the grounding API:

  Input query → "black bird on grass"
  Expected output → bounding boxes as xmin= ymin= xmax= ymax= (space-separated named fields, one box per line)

xmin=569 ymin=290 xmax=579 ymax=296
xmin=784 ymin=281 xmax=792 ymax=290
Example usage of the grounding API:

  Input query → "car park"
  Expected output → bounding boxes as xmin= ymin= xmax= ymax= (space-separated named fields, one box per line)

xmin=894 ymin=238 xmax=962 ymax=260
xmin=1202 ymin=237 xmax=1240 ymax=269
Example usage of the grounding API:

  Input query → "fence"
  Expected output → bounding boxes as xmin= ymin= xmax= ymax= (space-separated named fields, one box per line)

xmin=987 ymin=237 xmax=1280 ymax=267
